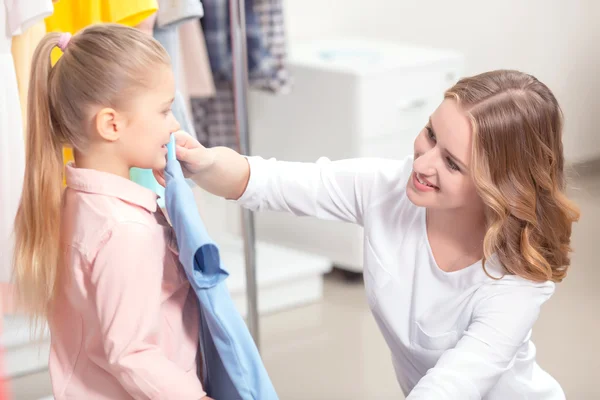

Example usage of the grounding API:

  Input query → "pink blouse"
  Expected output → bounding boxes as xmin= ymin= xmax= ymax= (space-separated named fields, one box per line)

xmin=49 ymin=164 xmax=205 ymax=399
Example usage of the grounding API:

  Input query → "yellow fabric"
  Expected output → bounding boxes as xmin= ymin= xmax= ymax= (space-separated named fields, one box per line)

xmin=11 ymin=21 xmax=47 ymax=136
xmin=44 ymin=0 xmax=158 ymax=180
xmin=45 ymin=0 xmax=158 ymax=33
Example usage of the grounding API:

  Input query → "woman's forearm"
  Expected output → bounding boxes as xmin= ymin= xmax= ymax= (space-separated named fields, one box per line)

xmin=191 ymin=146 xmax=250 ymax=200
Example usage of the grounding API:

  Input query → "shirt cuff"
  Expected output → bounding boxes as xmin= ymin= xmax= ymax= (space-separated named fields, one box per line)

xmin=235 ymin=156 xmax=267 ymax=206
xmin=155 ymin=0 xmax=204 ymax=28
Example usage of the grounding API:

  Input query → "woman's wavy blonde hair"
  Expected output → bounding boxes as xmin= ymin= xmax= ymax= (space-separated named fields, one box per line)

xmin=445 ymin=70 xmax=580 ymax=283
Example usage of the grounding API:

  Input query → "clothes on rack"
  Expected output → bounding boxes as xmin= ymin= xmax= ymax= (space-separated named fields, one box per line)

xmin=153 ymin=0 xmax=204 ymax=122
xmin=201 ymin=0 xmax=270 ymax=82
xmin=251 ymin=0 xmax=291 ymax=93
xmin=1 ymin=0 xmax=54 ymax=287
xmin=192 ymin=0 xmax=290 ymax=150
xmin=179 ymin=20 xmax=216 ymax=104
xmin=200 ymin=0 xmax=289 ymax=89
xmin=131 ymin=0 xmax=205 ymax=204
xmin=192 ymin=81 xmax=239 ymax=149
xmin=45 ymin=0 xmax=159 ymax=33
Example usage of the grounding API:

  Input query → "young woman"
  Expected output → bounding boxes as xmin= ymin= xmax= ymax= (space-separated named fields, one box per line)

xmin=159 ymin=70 xmax=579 ymax=399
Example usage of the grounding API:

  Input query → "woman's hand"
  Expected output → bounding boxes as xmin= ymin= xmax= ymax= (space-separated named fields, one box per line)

xmin=155 ymin=130 xmax=250 ymax=200
xmin=154 ymin=131 xmax=216 ymax=186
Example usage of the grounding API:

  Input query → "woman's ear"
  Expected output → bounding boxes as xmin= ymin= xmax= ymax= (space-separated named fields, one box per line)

xmin=95 ymin=108 xmax=124 ymax=142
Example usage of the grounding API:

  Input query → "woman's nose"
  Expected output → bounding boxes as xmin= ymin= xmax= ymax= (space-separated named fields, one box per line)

xmin=414 ymin=148 xmax=438 ymax=176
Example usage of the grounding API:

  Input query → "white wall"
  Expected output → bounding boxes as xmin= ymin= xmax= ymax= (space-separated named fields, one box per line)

xmin=283 ymin=0 xmax=600 ymax=163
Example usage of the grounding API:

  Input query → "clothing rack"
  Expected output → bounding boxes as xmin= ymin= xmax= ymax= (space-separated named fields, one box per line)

xmin=229 ymin=0 xmax=260 ymax=348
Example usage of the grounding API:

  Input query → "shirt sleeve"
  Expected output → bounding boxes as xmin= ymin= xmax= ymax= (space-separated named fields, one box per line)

xmin=235 ymin=156 xmax=413 ymax=226
xmin=91 ymin=221 xmax=206 ymax=400
xmin=5 ymin=0 xmax=54 ymax=36
xmin=407 ymin=282 xmax=555 ymax=399
xmin=155 ymin=0 xmax=204 ymax=28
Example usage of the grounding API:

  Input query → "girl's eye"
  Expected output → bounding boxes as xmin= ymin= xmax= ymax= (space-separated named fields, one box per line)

xmin=447 ymin=157 xmax=460 ymax=171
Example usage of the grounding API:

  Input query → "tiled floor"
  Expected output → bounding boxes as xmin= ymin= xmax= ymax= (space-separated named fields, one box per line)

xmin=10 ymin=171 xmax=600 ymax=400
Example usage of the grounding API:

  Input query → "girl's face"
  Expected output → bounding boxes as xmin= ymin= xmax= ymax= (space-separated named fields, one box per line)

xmin=118 ymin=65 xmax=180 ymax=172
xmin=406 ymin=98 xmax=484 ymax=212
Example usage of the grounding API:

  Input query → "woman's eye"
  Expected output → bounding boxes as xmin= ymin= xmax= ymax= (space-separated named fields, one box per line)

xmin=426 ymin=126 xmax=436 ymax=141
xmin=447 ymin=157 xmax=460 ymax=171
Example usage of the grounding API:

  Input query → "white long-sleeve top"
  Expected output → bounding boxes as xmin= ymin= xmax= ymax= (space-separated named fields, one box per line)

xmin=235 ymin=155 xmax=565 ymax=399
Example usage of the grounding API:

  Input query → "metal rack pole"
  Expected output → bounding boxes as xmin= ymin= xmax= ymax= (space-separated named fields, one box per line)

xmin=229 ymin=0 xmax=260 ymax=348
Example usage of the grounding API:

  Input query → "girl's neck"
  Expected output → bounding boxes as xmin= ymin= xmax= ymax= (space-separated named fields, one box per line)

xmin=73 ymin=150 xmax=131 ymax=180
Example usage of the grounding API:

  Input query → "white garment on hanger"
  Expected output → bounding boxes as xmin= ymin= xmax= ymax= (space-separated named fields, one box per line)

xmin=0 ymin=0 xmax=53 ymax=283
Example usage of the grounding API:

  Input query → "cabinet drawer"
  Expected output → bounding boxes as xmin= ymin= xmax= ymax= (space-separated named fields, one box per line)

xmin=357 ymin=63 xmax=462 ymax=141
xmin=359 ymin=133 xmax=415 ymax=160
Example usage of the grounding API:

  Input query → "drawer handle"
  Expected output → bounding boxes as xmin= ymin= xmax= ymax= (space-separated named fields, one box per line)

xmin=397 ymin=99 xmax=427 ymax=111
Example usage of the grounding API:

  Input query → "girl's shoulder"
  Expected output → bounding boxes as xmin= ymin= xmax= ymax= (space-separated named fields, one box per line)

xmin=62 ymin=187 xmax=162 ymax=262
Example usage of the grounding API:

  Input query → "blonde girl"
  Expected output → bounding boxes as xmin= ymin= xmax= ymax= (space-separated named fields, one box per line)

xmin=13 ymin=24 xmax=211 ymax=399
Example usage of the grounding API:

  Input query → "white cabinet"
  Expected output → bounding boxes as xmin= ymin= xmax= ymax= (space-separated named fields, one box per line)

xmin=244 ymin=39 xmax=465 ymax=272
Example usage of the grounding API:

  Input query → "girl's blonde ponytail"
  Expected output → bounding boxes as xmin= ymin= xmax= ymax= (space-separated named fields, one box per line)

xmin=13 ymin=33 xmax=65 ymax=327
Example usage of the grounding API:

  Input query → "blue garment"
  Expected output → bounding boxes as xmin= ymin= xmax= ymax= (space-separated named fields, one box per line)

xmin=164 ymin=158 xmax=278 ymax=400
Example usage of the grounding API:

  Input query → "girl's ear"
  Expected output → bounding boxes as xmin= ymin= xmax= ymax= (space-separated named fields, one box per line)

xmin=95 ymin=108 xmax=124 ymax=142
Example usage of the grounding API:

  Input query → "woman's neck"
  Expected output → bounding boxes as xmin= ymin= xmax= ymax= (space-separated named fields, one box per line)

xmin=426 ymin=206 xmax=487 ymax=256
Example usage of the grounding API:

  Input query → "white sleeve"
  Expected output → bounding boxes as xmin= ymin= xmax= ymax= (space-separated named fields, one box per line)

xmin=407 ymin=282 xmax=555 ymax=399
xmin=155 ymin=0 xmax=204 ymax=28
xmin=5 ymin=0 xmax=54 ymax=36
xmin=235 ymin=156 xmax=413 ymax=226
